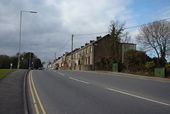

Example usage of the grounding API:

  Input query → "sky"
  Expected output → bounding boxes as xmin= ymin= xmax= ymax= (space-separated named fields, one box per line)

xmin=0 ymin=0 xmax=170 ymax=64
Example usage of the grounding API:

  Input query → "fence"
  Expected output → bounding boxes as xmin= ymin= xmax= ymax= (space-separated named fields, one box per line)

xmin=154 ymin=68 xmax=165 ymax=77
xmin=112 ymin=63 xmax=118 ymax=72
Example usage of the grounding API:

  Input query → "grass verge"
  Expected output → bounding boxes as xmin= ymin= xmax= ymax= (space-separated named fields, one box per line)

xmin=0 ymin=69 xmax=16 ymax=80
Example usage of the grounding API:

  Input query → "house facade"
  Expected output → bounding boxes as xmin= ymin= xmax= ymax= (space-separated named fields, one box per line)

xmin=70 ymin=43 xmax=94 ymax=70
xmin=52 ymin=34 xmax=136 ymax=71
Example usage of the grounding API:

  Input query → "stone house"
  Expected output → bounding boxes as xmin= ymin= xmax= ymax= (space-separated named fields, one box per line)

xmin=54 ymin=34 xmax=136 ymax=71
xmin=93 ymin=34 xmax=136 ymax=70
xmin=71 ymin=43 xmax=94 ymax=70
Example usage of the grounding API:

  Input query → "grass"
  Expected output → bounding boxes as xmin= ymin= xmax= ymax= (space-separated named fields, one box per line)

xmin=0 ymin=69 xmax=16 ymax=80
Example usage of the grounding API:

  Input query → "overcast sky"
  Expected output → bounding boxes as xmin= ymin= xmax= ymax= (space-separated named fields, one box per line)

xmin=0 ymin=0 xmax=170 ymax=64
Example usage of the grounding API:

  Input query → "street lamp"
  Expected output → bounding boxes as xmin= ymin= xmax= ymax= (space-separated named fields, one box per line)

xmin=17 ymin=10 xmax=37 ymax=69
xmin=71 ymin=34 xmax=74 ymax=70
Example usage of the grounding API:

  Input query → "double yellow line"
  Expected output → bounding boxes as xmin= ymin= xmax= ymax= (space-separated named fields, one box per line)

xmin=28 ymin=71 xmax=46 ymax=114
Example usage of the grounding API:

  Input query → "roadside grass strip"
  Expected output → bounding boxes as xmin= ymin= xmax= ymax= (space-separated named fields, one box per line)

xmin=0 ymin=69 xmax=16 ymax=80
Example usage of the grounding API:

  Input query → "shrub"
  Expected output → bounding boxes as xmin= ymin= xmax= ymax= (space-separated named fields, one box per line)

xmin=165 ymin=63 xmax=170 ymax=68
xmin=124 ymin=50 xmax=150 ymax=72
xmin=145 ymin=61 xmax=155 ymax=71
xmin=165 ymin=63 xmax=170 ymax=77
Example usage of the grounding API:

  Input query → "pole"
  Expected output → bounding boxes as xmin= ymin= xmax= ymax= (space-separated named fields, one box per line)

xmin=55 ymin=53 xmax=56 ymax=60
xmin=122 ymin=44 xmax=124 ymax=63
xmin=17 ymin=10 xmax=37 ymax=69
xmin=71 ymin=34 xmax=74 ymax=70
xmin=71 ymin=34 xmax=73 ymax=53
xmin=29 ymin=52 xmax=31 ymax=69
xmin=17 ymin=11 xmax=22 ymax=69
xmin=92 ymin=44 xmax=95 ymax=70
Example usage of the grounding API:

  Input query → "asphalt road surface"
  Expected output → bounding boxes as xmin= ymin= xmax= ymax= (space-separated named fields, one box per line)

xmin=28 ymin=70 xmax=170 ymax=114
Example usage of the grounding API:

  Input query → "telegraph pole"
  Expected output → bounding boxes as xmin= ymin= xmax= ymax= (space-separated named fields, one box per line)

xmin=71 ymin=34 xmax=74 ymax=52
xmin=71 ymin=34 xmax=74 ymax=70
xmin=55 ymin=52 xmax=56 ymax=60
xmin=29 ymin=52 xmax=32 ymax=69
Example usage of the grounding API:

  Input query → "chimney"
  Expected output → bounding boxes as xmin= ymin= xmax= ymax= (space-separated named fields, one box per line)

xmin=90 ymin=40 xmax=95 ymax=43
xmin=85 ymin=43 xmax=89 ymax=46
xmin=96 ymin=36 xmax=101 ymax=40
xmin=76 ymin=48 xmax=80 ymax=51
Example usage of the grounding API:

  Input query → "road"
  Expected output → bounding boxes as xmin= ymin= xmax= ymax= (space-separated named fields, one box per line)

xmin=27 ymin=70 xmax=170 ymax=114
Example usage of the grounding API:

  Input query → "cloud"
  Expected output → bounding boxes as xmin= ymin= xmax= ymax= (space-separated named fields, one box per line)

xmin=60 ymin=0 xmax=133 ymax=33
xmin=0 ymin=0 xmax=135 ymax=64
xmin=9 ymin=0 xmax=169 ymax=63
xmin=158 ymin=6 xmax=170 ymax=20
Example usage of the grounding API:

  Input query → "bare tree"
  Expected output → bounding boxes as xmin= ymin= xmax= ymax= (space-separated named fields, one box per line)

xmin=138 ymin=20 xmax=170 ymax=66
xmin=121 ymin=31 xmax=131 ymax=43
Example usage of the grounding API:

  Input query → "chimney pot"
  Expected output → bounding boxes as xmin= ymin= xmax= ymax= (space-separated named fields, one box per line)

xmin=96 ymin=36 xmax=101 ymax=40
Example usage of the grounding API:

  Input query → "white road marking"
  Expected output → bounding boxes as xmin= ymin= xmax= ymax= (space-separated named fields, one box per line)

xmin=57 ymin=72 xmax=65 ymax=76
xmin=106 ymin=87 xmax=170 ymax=106
xmin=77 ymin=70 xmax=170 ymax=83
xmin=69 ymin=77 xmax=89 ymax=84
xmin=52 ymin=70 xmax=57 ymax=72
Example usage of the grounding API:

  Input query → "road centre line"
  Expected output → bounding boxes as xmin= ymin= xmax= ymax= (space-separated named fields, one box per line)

xmin=29 ymin=71 xmax=39 ymax=114
xmin=106 ymin=87 xmax=170 ymax=106
xmin=77 ymin=70 xmax=170 ymax=83
xmin=57 ymin=72 xmax=65 ymax=76
xmin=30 ymin=71 xmax=47 ymax=114
xmin=69 ymin=77 xmax=89 ymax=84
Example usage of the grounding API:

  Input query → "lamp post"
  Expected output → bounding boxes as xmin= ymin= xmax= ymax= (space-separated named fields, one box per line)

xmin=17 ymin=10 xmax=37 ymax=69
xmin=71 ymin=34 xmax=74 ymax=70
xmin=29 ymin=52 xmax=32 ymax=70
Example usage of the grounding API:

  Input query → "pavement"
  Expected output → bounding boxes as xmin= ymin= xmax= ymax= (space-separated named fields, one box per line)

xmin=0 ymin=70 xmax=27 ymax=114
xmin=28 ymin=70 xmax=170 ymax=114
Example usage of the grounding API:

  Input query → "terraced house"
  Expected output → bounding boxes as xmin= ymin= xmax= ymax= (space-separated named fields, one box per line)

xmin=53 ymin=34 xmax=136 ymax=71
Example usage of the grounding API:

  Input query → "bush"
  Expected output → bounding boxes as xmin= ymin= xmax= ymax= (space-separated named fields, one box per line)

xmin=124 ymin=50 xmax=150 ymax=72
xmin=165 ymin=63 xmax=170 ymax=77
xmin=95 ymin=57 xmax=113 ymax=71
xmin=165 ymin=63 xmax=170 ymax=68
xmin=0 ymin=69 xmax=16 ymax=80
xmin=145 ymin=61 xmax=155 ymax=71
